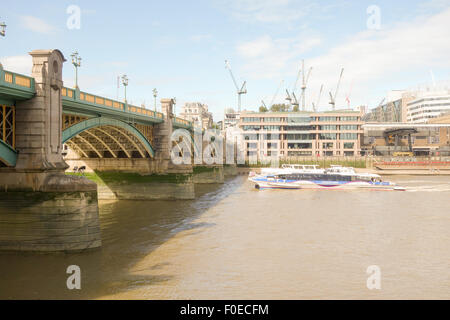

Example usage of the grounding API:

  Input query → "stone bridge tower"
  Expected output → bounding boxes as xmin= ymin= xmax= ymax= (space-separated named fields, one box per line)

xmin=0 ymin=50 xmax=101 ymax=252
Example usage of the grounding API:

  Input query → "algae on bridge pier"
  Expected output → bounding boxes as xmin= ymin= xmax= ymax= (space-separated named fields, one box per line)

xmin=66 ymin=171 xmax=192 ymax=185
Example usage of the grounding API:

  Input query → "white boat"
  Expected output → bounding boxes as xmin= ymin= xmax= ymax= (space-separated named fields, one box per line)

xmin=249 ymin=164 xmax=405 ymax=191
xmin=249 ymin=164 xmax=324 ymax=177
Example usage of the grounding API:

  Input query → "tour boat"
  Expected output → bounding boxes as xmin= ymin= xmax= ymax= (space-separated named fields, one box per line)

xmin=249 ymin=165 xmax=406 ymax=191
xmin=248 ymin=164 xmax=324 ymax=177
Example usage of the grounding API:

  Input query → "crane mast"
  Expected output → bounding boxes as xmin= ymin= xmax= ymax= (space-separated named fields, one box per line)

xmin=300 ymin=60 xmax=312 ymax=111
xmin=329 ymin=68 xmax=344 ymax=111
xmin=225 ymin=60 xmax=247 ymax=112
xmin=312 ymin=84 xmax=323 ymax=112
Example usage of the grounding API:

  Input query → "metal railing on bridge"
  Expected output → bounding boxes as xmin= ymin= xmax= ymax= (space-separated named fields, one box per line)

xmin=0 ymin=66 xmax=35 ymax=100
xmin=173 ymin=116 xmax=193 ymax=129
xmin=62 ymin=87 xmax=165 ymax=121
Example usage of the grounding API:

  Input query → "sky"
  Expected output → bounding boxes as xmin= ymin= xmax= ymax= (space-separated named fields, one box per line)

xmin=1 ymin=0 xmax=450 ymax=121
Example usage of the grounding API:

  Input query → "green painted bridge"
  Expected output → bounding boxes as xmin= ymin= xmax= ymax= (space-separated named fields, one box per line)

xmin=0 ymin=63 xmax=193 ymax=167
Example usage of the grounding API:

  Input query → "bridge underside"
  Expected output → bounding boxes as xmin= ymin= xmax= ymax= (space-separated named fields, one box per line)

xmin=62 ymin=117 xmax=156 ymax=159
xmin=65 ymin=125 xmax=150 ymax=159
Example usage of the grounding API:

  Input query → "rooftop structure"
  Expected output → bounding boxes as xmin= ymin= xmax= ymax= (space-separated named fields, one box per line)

xmin=179 ymin=102 xmax=213 ymax=130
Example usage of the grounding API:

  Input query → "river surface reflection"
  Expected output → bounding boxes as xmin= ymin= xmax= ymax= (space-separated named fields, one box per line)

xmin=0 ymin=175 xmax=449 ymax=299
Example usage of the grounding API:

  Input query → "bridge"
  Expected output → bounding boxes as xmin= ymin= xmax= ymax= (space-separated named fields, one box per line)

xmin=0 ymin=52 xmax=193 ymax=170
xmin=0 ymin=49 xmax=203 ymax=252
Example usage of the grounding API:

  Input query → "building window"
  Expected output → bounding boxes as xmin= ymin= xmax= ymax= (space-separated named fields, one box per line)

xmin=288 ymin=143 xmax=312 ymax=149
xmin=319 ymin=125 xmax=337 ymax=130
xmin=285 ymin=126 xmax=314 ymax=131
xmin=322 ymin=142 xmax=334 ymax=149
xmin=341 ymin=133 xmax=357 ymax=140
xmin=319 ymin=133 xmax=337 ymax=140
xmin=263 ymin=117 xmax=282 ymax=122
xmin=287 ymin=117 xmax=311 ymax=123
xmin=319 ymin=117 xmax=337 ymax=122
xmin=263 ymin=125 xmax=281 ymax=130
xmin=286 ymin=134 xmax=314 ymax=140
xmin=340 ymin=125 xmax=358 ymax=130
xmin=340 ymin=116 xmax=358 ymax=121
xmin=242 ymin=117 xmax=260 ymax=122
xmin=343 ymin=142 xmax=355 ymax=149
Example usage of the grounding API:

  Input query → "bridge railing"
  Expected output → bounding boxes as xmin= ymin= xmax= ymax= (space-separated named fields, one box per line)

xmin=0 ymin=67 xmax=35 ymax=96
xmin=62 ymin=87 xmax=165 ymax=121
xmin=173 ymin=116 xmax=193 ymax=129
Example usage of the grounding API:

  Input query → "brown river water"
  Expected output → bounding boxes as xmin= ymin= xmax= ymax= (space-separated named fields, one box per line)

xmin=0 ymin=175 xmax=449 ymax=299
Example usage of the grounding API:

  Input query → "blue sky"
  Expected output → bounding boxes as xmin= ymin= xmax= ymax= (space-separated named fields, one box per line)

xmin=2 ymin=0 xmax=450 ymax=121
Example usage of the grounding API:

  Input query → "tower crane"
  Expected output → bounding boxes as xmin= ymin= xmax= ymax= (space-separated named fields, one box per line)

xmin=225 ymin=60 xmax=247 ymax=112
xmin=312 ymin=84 xmax=323 ymax=112
xmin=300 ymin=60 xmax=312 ymax=111
xmin=269 ymin=80 xmax=284 ymax=108
xmin=329 ymin=68 xmax=344 ymax=111
xmin=285 ymin=89 xmax=300 ymax=111
xmin=345 ymin=79 xmax=354 ymax=107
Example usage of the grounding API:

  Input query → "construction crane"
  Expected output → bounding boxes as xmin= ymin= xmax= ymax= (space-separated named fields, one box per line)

xmin=329 ymin=68 xmax=344 ymax=111
xmin=225 ymin=60 xmax=247 ymax=112
xmin=269 ymin=80 xmax=284 ymax=108
xmin=300 ymin=60 xmax=312 ymax=111
xmin=312 ymin=84 xmax=323 ymax=112
xmin=285 ymin=89 xmax=300 ymax=111
xmin=345 ymin=79 xmax=354 ymax=107
xmin=261 ymin=100 xmax=268 ymax=110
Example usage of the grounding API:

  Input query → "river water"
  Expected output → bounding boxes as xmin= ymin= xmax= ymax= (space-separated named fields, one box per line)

xmin=0 ymin=175 xmax=449 ymax=299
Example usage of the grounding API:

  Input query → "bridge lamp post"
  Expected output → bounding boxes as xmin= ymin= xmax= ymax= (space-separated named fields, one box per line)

xmin=152 ymin=88 xmax=158 ymax=112
xmin=122 ymin=75 xmax=129 ymax=110
xmin=71 ymin=51 xmax=82 ymax=89
xmin=0 ymin=21 xmax=6 ymax=37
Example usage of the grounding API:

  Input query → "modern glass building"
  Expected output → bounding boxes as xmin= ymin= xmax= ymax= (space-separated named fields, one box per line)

xmin=238 ymin=110 xmax=363 ymax=158
xmin=406 ymin=93 xmax=450 ymax=123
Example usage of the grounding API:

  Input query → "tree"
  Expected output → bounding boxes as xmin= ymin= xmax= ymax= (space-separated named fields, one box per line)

xmin=259 ymin=105 xmax=268 ymax=112
xmin=270 ymin=103 xmax=289 ymax=112
xmin=293 ymin=105 xmax=300 ymax=112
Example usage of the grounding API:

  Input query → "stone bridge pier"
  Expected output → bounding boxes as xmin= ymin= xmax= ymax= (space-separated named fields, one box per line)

xmin=0 ymin=50 xmax=101 ymax=252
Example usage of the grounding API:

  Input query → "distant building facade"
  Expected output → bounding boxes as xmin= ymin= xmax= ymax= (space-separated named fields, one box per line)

xmin=179 ymin=102 xmax=213 ymax=129
xmin=363 ymin=89 xmax=450 ymax=124
xmin=237 ymin=110 xmax=363 ymax=159
xmin=223 ymin=110 xmax=240 ymax=129
xmin=406 ymin=92 xmax=450 ymax=123
xmin=361 ymin=121 xmax=450 ymax=156
xmin=363 ymin=91 xmax=413 ymax=123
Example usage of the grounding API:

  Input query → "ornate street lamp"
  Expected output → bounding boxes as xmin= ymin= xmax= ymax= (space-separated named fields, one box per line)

xmin=0 ymin=20 xmax=7 ymax=37
xmin=121 ymin=75 xmax=129 ymax=103
xmin=152 ymin=88 xmax=158 ymax=112
xmin=71 ymin=51 xmax=82 ymax=89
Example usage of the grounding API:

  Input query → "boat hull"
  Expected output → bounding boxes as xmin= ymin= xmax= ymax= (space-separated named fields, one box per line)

xmin=250 ymin=178 xmax=405 ymax=191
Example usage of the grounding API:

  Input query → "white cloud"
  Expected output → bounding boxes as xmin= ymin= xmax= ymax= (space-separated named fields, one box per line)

xmin=20 ymin=15 xmax=57 ymax=34
xmin=236 ymin=7 xmax=450 ymax=109
xmin=0 ymin=55 xmax=32 ymax=75
xmin=305 ymin=7 xmax=450 ymax=109
xmin=236 ymin=35 xmax=321 ymax=79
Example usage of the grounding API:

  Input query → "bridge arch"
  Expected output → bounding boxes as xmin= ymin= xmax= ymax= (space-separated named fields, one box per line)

xmin=62 ymin=117 xmax=155 ymax=158
xmin=0 ymin=140 xmax=17 ymax=167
